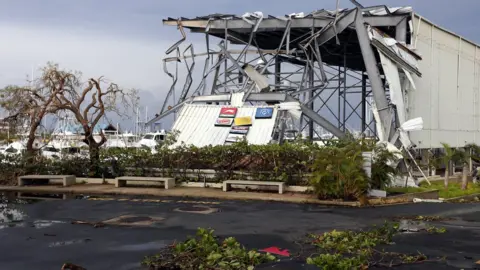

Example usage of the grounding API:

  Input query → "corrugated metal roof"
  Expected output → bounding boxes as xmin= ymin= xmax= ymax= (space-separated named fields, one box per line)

xmin=171 ymin=104 xmax=278 ymax=147
xmin=163 ymin=7 xmax=412 ymax=22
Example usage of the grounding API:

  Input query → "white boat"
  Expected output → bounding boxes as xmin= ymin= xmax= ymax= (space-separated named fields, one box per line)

xmin=104 ymin=132 xmax=139 ymax=149
xmin=41 ymin=139 xmax=88 ymax=159
xmin=135 ymin=130 xmax=167 ymax=150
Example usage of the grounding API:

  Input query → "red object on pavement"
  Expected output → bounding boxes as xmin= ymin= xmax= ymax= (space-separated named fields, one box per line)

xmin=260 ymin=246 xmax=290 ymax=257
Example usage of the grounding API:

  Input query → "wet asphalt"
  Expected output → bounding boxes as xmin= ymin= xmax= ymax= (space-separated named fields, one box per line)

xmin=1 ymin=193 xmax=480 ymax=270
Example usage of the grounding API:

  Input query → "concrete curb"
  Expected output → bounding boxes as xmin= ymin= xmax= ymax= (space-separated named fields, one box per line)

xmin=0 ymin=184 xmax=359 ymax=207
xmin=444 ymin=193 xmax=480 ymax=202
xmin=0 ymin=183 xmax=439 ymax=207
xmin=368 ymin=190 xmax=440 ymax=205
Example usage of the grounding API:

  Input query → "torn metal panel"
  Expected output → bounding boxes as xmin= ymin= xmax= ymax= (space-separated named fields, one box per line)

xmin=230 ymin=92 xmax=245 ymax=107
xmin=246 ymin=92 xmax=288 ymax=102
xmin=370 ymin=27 xmax=421 ymax=76
xmin=378 ymin=52 xmax=406 ymax=124
xmin=395 ymin=17 xmax=408 ymax=43
xmin=242 ymin=64 xmax=271 ymax=92
xmin=401 ymin=68 xmax=416 ymax=90
xmin=370 ymin=100 xmax=386 ymax=141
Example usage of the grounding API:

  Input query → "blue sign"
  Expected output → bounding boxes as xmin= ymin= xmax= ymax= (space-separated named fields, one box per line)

xmin=255 ymin=107 xmax=273 ymax=119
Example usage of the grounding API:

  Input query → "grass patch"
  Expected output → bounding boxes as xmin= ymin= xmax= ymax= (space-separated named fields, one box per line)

xmin=419 ymin=181 xmax=480 ymax=199
xmin=387 ymin=181 xmax=480 ymax=199
xmin=386 ymin=186 xmax=431 ymax=195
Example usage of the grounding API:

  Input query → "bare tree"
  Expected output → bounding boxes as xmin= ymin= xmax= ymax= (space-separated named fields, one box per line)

xmin=0 ymin=78 xmax=63 ymax=156
xmin=0 ymin=63 xmax=137 ymax=173
xmin=40 ymin=63 xmax=137 ymax=174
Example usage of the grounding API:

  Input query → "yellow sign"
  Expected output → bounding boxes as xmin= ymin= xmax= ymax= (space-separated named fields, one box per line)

xmin=234 ymin=116 xmax=252 ymax=126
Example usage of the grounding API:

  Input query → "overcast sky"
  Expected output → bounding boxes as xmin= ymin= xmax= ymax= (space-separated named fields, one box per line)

xmin=0 ymin=0 xmax=479 ymax=130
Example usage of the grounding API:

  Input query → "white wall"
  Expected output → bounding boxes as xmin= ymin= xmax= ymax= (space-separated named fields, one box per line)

xmin=408 ymin=14 xmax=480 ymax=148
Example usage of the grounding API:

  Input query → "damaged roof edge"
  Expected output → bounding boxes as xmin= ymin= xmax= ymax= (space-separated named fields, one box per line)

xmin=413 ymin=13 xmax=480 ymax=50
xmin=163 ymin=14 xmax=409 ymax=29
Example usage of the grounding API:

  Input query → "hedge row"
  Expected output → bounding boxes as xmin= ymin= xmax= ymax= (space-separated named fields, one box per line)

xmin=0 ymin=139 xmax=399 ymax=200
xmin=0 ymin=141 xmax=321 ymax=185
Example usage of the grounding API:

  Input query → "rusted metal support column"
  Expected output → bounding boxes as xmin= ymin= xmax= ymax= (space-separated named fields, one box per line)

xmin=355 ymin=8 xmax=391 ymax=140
xmin=361 ymin=73 xmax=367 ymax=134
xmin=308 ymin=65 xmax=314 ymax=139
xmin=342 ymin=46 xmax=347 ymax=132
xmin=275 ymin=56 xmax=281 ymax=91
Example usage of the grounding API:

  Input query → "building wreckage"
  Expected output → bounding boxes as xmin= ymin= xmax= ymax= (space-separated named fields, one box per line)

xmin=148 ymin=0 xmax=480 ymax=160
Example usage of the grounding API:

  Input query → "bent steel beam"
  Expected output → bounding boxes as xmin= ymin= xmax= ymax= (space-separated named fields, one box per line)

xmin=179 ymin=44 xmax=196 ymax=102
xmin=165 ymin=22 xmax=186 ymax=55
xmin=159 ymin=48 xmax=180 ymax=115
xmin=192 ymin=94 xmax=231 ymax=102
xmin=299 ymin=104 xmax=346 ymax=139
xmin=354 ymin=8 xmax=392 ymax=139
xmin=147 ymin=97 xmax=192 ymax=126
xmin=314 ymin=9 xmax=357 ymax=46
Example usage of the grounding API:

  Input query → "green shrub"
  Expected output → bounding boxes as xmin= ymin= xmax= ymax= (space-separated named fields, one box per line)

xmin=309 ymin=140 xmax=370 ymax=200
xmin=309 ymin=139 xmax=403 ymax=200
xmin=371 ymin=143 xmax=402 ymax=190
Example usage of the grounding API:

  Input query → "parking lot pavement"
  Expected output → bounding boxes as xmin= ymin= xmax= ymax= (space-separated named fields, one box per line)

xmin=1 ymin=195 xmax=480 ymax=269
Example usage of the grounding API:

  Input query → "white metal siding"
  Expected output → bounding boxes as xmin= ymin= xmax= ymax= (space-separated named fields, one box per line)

xmin=408 ymin=14 xmax=480 ymax=148
xmin=171 ymin=104 xmax=278 ymax=147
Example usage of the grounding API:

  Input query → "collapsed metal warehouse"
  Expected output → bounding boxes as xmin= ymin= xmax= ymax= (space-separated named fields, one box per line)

xmin=148 ymin=2 xmax=480 ymax=153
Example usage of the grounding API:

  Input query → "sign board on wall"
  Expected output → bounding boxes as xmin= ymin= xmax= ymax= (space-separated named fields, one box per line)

xmin=215 ymin=118 xmax=234 ymax=126
xmin=230 ymin=126 xmax=249 ymax=134
xmin=234 ymin=116 xmax=252 ymax=126
xmin=219 ymin=107 xmax=238 ymax=118
xmin=255 ymin=107 xmax=274 ymax=119
xmin=225 ymin=133 xmax=246 ymax=143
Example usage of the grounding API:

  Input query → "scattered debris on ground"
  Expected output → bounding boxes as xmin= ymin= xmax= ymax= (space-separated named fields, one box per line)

xmin=71 ymin=220 xmax=105 ymax=228
xmin=61 ymin=262 xmax=87 ymax=270
xmin=391 ymin=215 xmax=453 ymax=222
xmin=142 ymin=228 xmax=276 ymax=270
xmin=306 ymin=222 xmax=446 ymax=269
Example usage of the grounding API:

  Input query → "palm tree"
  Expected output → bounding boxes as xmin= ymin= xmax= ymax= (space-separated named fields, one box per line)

xmin=463 ymin=143 xmax=480 ymax=188
xmin=453 ymin=148 xmax=470 ymax=190
xmin=440 ymin=143 xmax=455 ymax=189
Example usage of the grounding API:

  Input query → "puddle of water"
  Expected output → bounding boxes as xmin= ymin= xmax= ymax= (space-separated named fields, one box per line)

xmin=32 ymin=220 xmax=65 ymax=228
xmin=49 ymin=238 xmax=91 ymax=248
xmin=111 ymin=241 xmax=168 ymax=251
xmin=0 ymin=222 xmax=26 ymax=230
